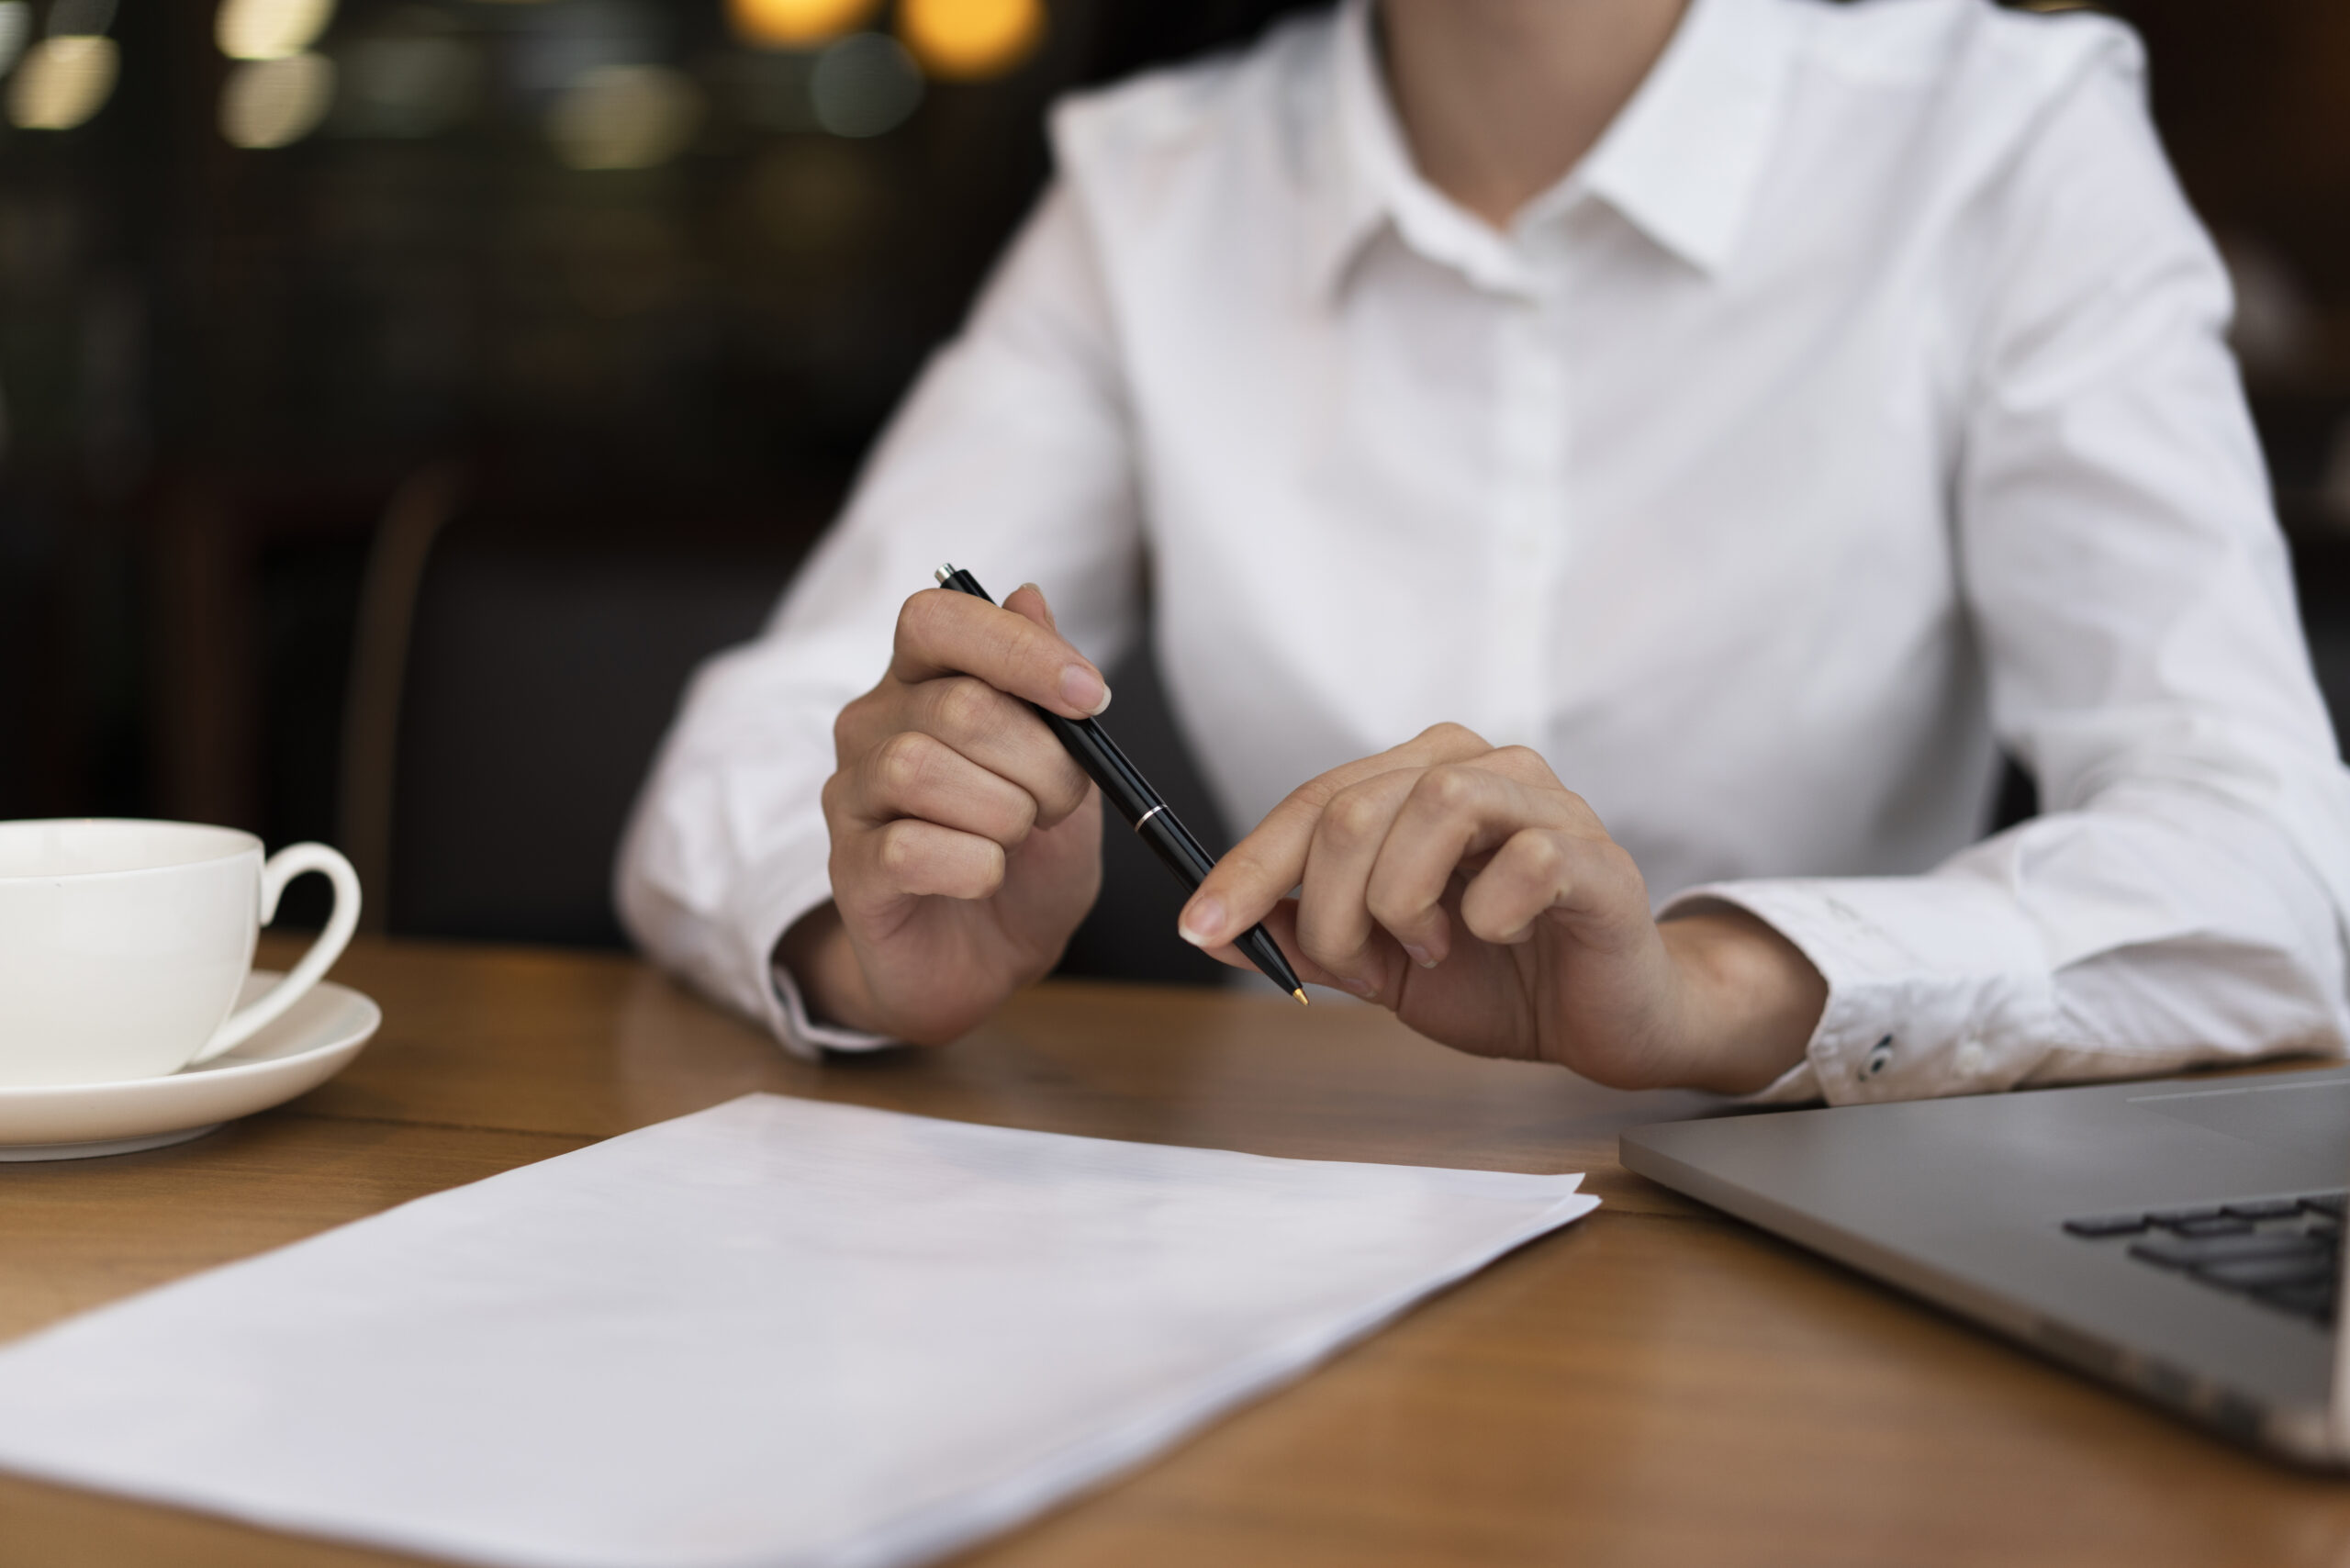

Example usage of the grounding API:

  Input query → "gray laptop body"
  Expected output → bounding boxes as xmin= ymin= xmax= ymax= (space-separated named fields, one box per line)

xmin=1619 ymin=1067 xmax=2350 ymax=1464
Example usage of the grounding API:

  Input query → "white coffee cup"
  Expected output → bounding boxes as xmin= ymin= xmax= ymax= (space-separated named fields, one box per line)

xmin=0 ymin=819 xmax=361 ymax=1088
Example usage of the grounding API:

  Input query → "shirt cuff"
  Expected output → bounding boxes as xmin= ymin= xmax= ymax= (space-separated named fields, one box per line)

xmin=768 ymin=950 xmax=899 ymax=1058
xmin=1662 ymin=876 xmax=2063 ymax=1105
xmin=730 ymin=844 xmax=901 ymax=1061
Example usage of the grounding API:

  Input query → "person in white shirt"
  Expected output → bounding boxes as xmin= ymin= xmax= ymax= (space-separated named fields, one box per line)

xmin=618 ymin=0 xmax=2350 ymax=1104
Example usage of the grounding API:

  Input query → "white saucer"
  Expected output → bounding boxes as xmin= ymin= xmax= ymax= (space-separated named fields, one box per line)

xmin=0 ymin=972 xmax=381 ymax=1161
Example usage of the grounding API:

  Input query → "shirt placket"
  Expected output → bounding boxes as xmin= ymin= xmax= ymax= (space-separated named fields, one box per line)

xmin=1488 ymin=251 xmax=1567 ymax=752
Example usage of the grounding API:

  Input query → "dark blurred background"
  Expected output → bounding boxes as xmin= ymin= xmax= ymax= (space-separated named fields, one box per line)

xmin=2 ymin=0 xmax=2348 ymax=976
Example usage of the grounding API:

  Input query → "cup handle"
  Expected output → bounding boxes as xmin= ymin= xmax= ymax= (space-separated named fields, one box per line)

xmin=188 ymin=843 xmax=364 ymax=1066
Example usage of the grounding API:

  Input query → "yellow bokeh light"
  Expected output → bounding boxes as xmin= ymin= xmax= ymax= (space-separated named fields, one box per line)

xmin=897 ymin=0 xmax=1045 ymax=80
xmin=217 ymin=0 xmax=336 ymax=62
xmin=7 ymin=35 xmax=117 ymax=130
xmin=221 ymin=52 xmax=334 ymax=149
xmin=728 ymin=0 xmax=879 ymax=50
xmin=548 ymin=65 xmax=703 ymax=172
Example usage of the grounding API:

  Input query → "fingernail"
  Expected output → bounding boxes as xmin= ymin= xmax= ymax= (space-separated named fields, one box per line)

xmin=1059 ymin=665 xmax=1110 ymax=716
xmin=1179 ymin=897 xmax=1224 ymax=946
xmin=1341 ymin=975 xmax=1376 ymax=999
xmin=1402 ymin=943 xmax=1438 ymax=969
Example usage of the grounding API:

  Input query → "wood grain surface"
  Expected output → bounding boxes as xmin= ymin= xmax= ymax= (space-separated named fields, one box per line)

xmin=2 ymin=935 xmax=2346 ymax=1567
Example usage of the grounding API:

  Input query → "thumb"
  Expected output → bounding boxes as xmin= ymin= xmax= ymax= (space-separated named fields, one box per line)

xmin=1004 ymin=581 xmax=1059 ymax=633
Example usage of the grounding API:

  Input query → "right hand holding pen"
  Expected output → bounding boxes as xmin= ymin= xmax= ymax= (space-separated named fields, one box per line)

xmin=778 ymin=583 xmax=1110 ymax=1042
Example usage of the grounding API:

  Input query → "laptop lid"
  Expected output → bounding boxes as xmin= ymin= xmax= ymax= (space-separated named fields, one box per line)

xmin=1622 ymin=1068 xmax=2350 ymax=1465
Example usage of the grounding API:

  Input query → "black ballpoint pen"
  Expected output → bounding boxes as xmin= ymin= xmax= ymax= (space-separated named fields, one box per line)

xmin=933 ymin=564 xmax=1308 ymax=1006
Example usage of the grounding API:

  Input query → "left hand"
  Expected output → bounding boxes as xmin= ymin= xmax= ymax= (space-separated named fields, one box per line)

xmin=1176 ymin=724 xmax=1826 ymax=1093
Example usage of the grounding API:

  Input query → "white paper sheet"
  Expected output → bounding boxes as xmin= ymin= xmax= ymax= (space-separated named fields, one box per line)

xmin=0 ymin=1094 xmax=1595 ymax=1568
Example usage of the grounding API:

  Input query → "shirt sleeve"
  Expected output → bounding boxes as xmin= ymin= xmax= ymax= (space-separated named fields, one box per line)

xmin=1665 ymin=38 xmax=2350 ymax=1105
xmin=614 ymin=179 xmax=1147 ymax=1058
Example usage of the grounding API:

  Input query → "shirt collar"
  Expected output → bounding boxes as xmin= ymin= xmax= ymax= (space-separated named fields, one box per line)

xmin=1300 ymin=0 xmax=1798 ymax=298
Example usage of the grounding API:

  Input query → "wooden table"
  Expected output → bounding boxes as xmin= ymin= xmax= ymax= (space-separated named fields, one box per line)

xmin=4 ymin=937 xmax=2348 ymax=1567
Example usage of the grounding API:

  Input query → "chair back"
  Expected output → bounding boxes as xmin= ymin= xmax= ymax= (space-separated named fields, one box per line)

xmin=342 ymin=467 xmax=1230 ymax=985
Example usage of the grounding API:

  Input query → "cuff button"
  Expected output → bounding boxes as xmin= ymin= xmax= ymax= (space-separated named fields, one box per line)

xmin=1864 ymin=1035 xmax=1895 ymax=1077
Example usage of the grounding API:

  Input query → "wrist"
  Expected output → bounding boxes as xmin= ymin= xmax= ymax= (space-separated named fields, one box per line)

xmin=1658 ymin=905 xmax=1825 ymax=1094
xmin=776 ymin=902 xmax=877 ymax=1035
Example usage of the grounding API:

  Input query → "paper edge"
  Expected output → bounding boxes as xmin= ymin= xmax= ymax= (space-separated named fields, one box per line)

xmin=781 ymin=1188 xmax=1604 ymax=1568
xmin=0 ymin=1091 xmax=1601 ymax=1568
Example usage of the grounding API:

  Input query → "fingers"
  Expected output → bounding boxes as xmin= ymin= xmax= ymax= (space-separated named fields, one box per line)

xmin=1188 ymin=897 xmax=1355 ymax=991
xmin=839 ymin=583 xmax=1097 ymax=830
xmin=1450 ymin=826 xmax=1643 ymax=950
xmin=1292 ymin=769 xmax=1420 ymax=995
xmin=1364 ymin=763 xmax=1583 ymax=964
xmin=1182 ymin=734 xmax=1612 ymax=1002
xmin=1181 ymin=722 xmax=1494 ymax=950
xmin=847 ymin=818 xmax=1009 ymax=902
xmin=1002 ymin=580 xmax=1058 ymax=633
xmin=825 ymin=729 xmax=1068 ymax=912
xmin=839 ymin=674 xmax=1093 ymax=828
xmin=834 ymin=724 xmax=1052 ymax=834
xmin=890 ymin=586 xmax=1109 ymax=721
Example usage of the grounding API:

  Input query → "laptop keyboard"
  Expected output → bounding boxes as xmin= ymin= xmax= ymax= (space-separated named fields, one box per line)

xmin=2063 ymin=1191 xmax=2344 ymax=1327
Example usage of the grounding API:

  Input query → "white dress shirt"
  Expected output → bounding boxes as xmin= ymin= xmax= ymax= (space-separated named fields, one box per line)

xmin=618 ymin=0 xmax=2350 ymax=1103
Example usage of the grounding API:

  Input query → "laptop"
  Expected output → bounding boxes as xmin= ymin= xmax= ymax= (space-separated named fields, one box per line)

xmin=1618 ymin=1066 xmax=2350 ymax=1463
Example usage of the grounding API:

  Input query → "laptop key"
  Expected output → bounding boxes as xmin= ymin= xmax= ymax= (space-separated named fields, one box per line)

xmin=2144 ymin=1205 xmax=2224 ymax=1226
xmin=2128 ymin=1231 xmax=2325 ymax=1269
xmin=2192 ymin=1255 xmax=2336 ymax=1291
xmin=2062 ymin=1214 xmax=2149 ymax=1238
xmin=2167 ymin=1215 xmax=2254 ymax=1238
xmin=2300 ymin=1193 xmax=2347 ymax=1218
xmin=2221 ymin=1198 xmax=2303 ymax=1221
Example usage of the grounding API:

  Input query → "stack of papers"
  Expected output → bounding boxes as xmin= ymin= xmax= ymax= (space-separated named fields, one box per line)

xmin=0 ymin=1093 xmax=1596 ymax=1568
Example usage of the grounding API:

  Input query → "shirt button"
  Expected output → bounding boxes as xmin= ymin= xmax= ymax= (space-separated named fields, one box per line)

xmin=1863 ymin=1036 xmax=1894 ymax=1077
xmin=1954 ymin=1040 xmax=1988 ymax=1078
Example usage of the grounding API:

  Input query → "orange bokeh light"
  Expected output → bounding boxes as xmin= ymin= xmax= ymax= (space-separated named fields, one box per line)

xmin=897 ymin=0 xmax=1045 ymax=81
xmin=728 ymin=0 xmax=881 ymax=50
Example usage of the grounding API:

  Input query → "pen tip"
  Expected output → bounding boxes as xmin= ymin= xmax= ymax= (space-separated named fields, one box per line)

xmin=1292 ymin=989 xmax=1309 ymax=1007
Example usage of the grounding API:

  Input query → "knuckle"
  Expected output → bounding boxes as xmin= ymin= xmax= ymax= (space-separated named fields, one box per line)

xmin=1284 ymin=770 xmax=1343 ymax=812
xmin=928 ymin=675 xmax=997 ymax=740
xmin=1419 ymin=764 xmax=1484 ymax=812
xmin=1322 ymin=789 xmax=1386 ymax=848
xmin=871 ymin=730 xmax=936 ymax=798
xmin=875 ymin=822 xmax=918 ymax=876
xmin=1418 ymin=721 xmax=1488 ymax=754
xmin=1491 ymin=745 xmax=1553 ymax=780
xmin=1512 ymin=829 xmax=1568 ymax=881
